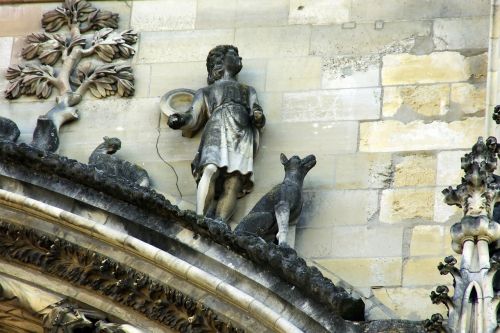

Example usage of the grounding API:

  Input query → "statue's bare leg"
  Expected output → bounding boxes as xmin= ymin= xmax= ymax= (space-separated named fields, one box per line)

xmin=215 ymin=174 xmax=243 ymax=222
xmin=196 ymin=164 xmax=219 ymax=216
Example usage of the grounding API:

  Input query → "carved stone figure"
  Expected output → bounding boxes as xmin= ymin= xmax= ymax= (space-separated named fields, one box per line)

xmin=3 ymin=0 xmax=137 ymax=152
xmin=167 ymin=45 xmax=265 ymax=222
xmin=235 ymin=153 xmax=316 ymax=245
xmin=89 ymin=137 xmax=150 ymax=187
xmin=96 ymin=321 xmax=146 ymax=333
xmin=0 ymin=116 xmax=20 ymax=142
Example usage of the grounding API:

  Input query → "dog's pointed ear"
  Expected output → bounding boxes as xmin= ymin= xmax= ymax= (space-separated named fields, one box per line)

xmin=103 ymin=136 xmax=109 ymax=141
xmin=280 ymin=153 xmax=288 ymax=165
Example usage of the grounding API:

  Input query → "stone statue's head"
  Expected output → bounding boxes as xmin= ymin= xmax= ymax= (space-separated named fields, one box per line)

xmin=206 ymin=45 xmax=242 ymax=84
xmin=102 ymin=136 xmax=122 ymax=154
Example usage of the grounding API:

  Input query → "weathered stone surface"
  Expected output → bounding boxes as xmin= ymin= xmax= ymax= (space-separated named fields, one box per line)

xmin=288 ymin=0 xmax=350 ymax=25
xmin=351 ymin=0 xmax=490 ymax=21
xmin=130 ymin=0 xmax=196 ymax=32
xmin=433 ymin=188 xmax=462 ymax=223
xmin=359 ymin=118 xmax=484 ymax=152
xmin=311 ymin=21 xmax=431 ymax=56
xmin=137 ymin=30 xmax=234 ymax=63
xmin=235 ymin=26 xmax=310 ymax=59
xmin=380 ymin=188 xmax=434 ymax=223
xmin=434 ymin=17 xmax=489 ymax=50
xmin=282 ymin=88 xmax=380 ymax=121
xmin=265 ymin=57 xmax=321 ymax=92
xmin=403 ymin=257 xmax=451 ymax=286
xmin=383 ymin=85 xmax=450 ymax=118
xmin=131 ymin=64 xmax=151 ymax=98
xmin=393 ymin=154 xmax=436 ymax=187
xmin=372 ymin=287 xmax=447 ymax=320
xmin=238 ymin=59 xmax=267 ymax=92
xmin=436 ymin=150 xmax=466 ymax=186
xmin=450 ymin=82 xmax=486 ymax=114
xmin=0 ymin=5 xmax=43 ymax=36
xmin=149 ymin=61 xmax=206 ymax=97
xmin=321 ymin=56 xmax=380 ymax=89
xmin=330 ymin=226 xmax=404 ymax=257
xmin=0 ymin=37 xmax=13 ymax=69
xmin=410 ymin=225 xmax=446 ymax=256
xmin=295 ymin=227 xmax=333 ymax=258
xmin=335 ymin=153 xmax=392 ymax=189
xmin=298 ymin=190 xmax=378 ymax=227
xmin=467 ymin=52 xmax=487 ymax=81
xmin=257 ymin=92 xmax=283 ymax=123
xmin=315 ymin=258 xmax=402 ymax=287
xmin=382 ymin=52 xmax=470 ymax=85
xmin=261 ymin=121 xmax=358 ymax=154
xmin=196 ymin=0 xmax=289 ymax=29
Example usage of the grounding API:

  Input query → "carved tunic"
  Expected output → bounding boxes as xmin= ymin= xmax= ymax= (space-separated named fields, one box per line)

xmin=183 ymin=79 xmax=263 ymax=197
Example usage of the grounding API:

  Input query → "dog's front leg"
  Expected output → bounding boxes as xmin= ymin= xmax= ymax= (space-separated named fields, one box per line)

xmin=275 ymin=200 xmax=290 ymax=245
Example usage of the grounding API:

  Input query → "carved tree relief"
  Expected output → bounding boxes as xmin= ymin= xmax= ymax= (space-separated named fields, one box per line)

xmin=3 ymin=0 xmax=137 ymax=152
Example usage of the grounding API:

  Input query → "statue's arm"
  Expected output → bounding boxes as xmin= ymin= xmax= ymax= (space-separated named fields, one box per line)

xmin=167 ymin=89 xmax=207 ymax=133
xmin=249 ymin=87 xmax=265 ymax=129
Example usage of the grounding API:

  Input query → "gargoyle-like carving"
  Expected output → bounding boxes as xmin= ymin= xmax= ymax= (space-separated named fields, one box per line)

xmin=167 ymin=45 xmax=265 ymax=223
xmin=89 ymin=137 xmax=150 ymax=187
xmin=3 ymin=0 xmax=137 ymax=152
xmin=0 ymin=222 xmax=243 ymax=333
xmin=423 ymin=313 xmax=447 ymax=333
xmin=235 ymin=154 xmax=316 ymax=245
xmin=437 ymin=256 xmax=461 ymax=287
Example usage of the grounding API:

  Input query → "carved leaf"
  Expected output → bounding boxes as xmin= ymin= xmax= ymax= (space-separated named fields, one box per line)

xmin=22 ymin=33 xmax=65 ymax=64
xmin=91 ymin=29 xmax=137 ymax=61
xmin=42 ymin=8 xmax=68 ymax=32
xmin=74 ymin=62 xmax=134 ymax=98
xmin=4 ymin=64 xmax=55 ymax=100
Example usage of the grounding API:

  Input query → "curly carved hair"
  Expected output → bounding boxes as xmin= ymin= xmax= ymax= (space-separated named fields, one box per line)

xmin=206 ymin=45 xmax=242 ymax=84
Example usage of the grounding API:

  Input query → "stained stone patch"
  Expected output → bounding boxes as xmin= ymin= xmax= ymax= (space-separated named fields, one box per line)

xmin=410 ymin=225 xmax=447 ymax=256
xmin=382 ymin=85 xmax=450 ymax=118
xmin=382 ymin=52 xmax=470 ymax=85
xmin=359 ymin=118 xmax=484 ymax=152
xmin=450 ymin=82 xmax=486 ymax=114
xmin=379 ymin=188 xmax=434 ymax=223
xmin=321 ymin=55 xmax=380 ymax=89
xmin=393 ymin=154 xmax=436 ymax=187
xmin=433 ymin=17 xmax=489 ymax=50
xmin=334 ymin=153 xmax=392 ymax=189
xmin=402 ymin=257 xmax=451 ymax=286
xmin=288 ymin=0 xmax=350 ymax=25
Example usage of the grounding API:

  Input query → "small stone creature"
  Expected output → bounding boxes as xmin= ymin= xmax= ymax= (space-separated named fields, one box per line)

xmin=89 ymin=137 xmax=150 ymax=187
xmin=235 ymin=153 xmax=316 ymax=245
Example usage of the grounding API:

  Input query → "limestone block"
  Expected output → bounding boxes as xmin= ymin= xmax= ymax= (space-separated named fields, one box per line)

xmin=382 ymin=52 xmax=470 ymax=85
xmin=295 ymin=227 xmax=333 ymax=258
xmin=434 ymin=17 xmax=489 ymax=50
xmin=436 ymin=150 xmax=467 ymax=186
xmin=131 ymin=0 xmax=196 ymax=32
xmin=351 ymin=0 xmax=489 ymax=21
xmin=288 ymin=0 xmax=350 ymax=25
xmin=310 ymin=21 xmax=431 ymax=56
xmin=282 ymin=88 xmax=380 ymax=122
xmin=380 ymin=188 xmax=434 ymax=223
xmin=260 ymin=121 xmax=358 ymax=154
xmin=149 ymin=61 xmax=206 ymax=97
xmin=0 ymin=38 xmax=13 ymax=69
xmin=403 ymin=257 xmax=451 ymax=286
xmin=410 ymin=225 xmax=446 ymax=256
xmin=0 ymin=5 xmax=43 ymax=36
xmin=467 ymin=52 xmax=487 ymax=81
xmin=257 ymin=92 xmax=283 ymax=123
xmin=315 ymin=258 xmax=402 ymax=287
xmin=372 ymin=287 xmax=447 ymax=320
xmin=393 ymin=154 xmax=436 ymax=187
xmin=450 ymin=82 xmax=486 ymax=114
xmin=335 ymin=153 xmax=392 ymax=189
xmin=235 ymin=26 xmax=310 ymax=59
xmin=434 ymin=188 xmax=462 ymax=223
xmin=196 ymin=0 xmax=289 ymax=29
xmin=132 ymin=64 xmax=151 ymax=98
xmin=383 ymin=85 xmax=450 ymax=118
xmin=321 ymin=55 xmax=380 ymax=89
xmin=138 ymin=30 xmax=235 ymax=64
xmin=330 ymin=226 xmax=404 ymax=257
xmin=359 ymin=118 xmax=484 ymax=152
xmin=298 ymin=190 xmax=378 ymax=228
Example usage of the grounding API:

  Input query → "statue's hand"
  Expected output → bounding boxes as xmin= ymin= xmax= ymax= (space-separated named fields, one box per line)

xmin=168 ymin=113 xmax=185 ymax=129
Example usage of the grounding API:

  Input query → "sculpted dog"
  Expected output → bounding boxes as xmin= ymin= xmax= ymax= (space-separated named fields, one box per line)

xmin=235 ymin=153 xmax=316 ymax=245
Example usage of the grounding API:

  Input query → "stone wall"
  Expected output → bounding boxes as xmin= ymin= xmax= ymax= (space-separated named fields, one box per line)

xmin=0 ymin=0 xmax=491 ymax=321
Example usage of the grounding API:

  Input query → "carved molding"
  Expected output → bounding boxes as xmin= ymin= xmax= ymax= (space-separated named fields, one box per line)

xmin=0 ymin=221 xmax=243 ymax=333
xmin=0 ymin=140 xmax=365 ymax=321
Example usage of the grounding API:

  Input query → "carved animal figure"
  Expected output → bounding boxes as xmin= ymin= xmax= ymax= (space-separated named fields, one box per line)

xmin=89 ymin=137 xmax=150 ymax=187
xmin=235 ymin=153 xmax=316 ymax=245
